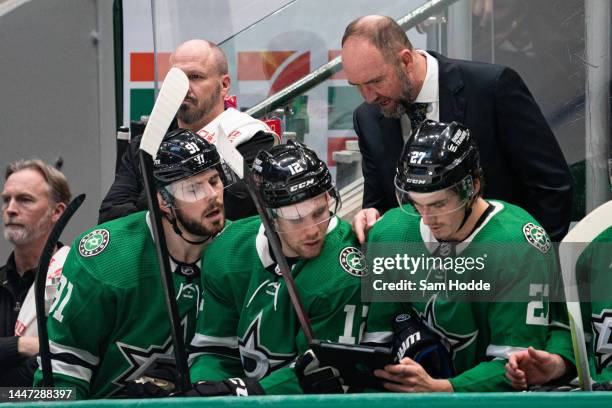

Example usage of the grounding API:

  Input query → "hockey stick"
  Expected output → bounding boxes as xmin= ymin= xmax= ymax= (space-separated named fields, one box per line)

xmin=216 ymin=133 xmax=314 ymax=342
xmin=138 ymin=67 xmax=192 ymax=392
xmin=560 ymin=200 xmax=612 ymax=391
xmin=35 ymin=193 xmax=86 ymax=387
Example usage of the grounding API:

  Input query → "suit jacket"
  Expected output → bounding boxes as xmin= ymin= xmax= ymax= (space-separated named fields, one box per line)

xmin=354 ymin=51 xmax=572 ymax=242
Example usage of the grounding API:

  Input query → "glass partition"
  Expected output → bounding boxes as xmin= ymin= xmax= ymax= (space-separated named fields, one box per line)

xmin=469 ymin=0 xmax=593 ymax=218
xmin=121 ymin=0 xmax=610 ymax=220
xmin=132 ymin=0 xmax=431 ymax=195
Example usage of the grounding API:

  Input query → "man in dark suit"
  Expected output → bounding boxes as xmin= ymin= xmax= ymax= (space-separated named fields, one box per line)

xmin=341 ymin=15 xmax=572 ymax=243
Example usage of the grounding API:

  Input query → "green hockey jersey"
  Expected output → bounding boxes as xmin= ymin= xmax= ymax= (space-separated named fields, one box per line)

xmin=189 ymin=215 xmax=367 ymax=394
xmin=33 ymin=211 xmax=204 ymax=399
xmin=577 ymin=226 xmax=612 ymax=382
xmin=364 ymin=201 xmax=561 ymax=392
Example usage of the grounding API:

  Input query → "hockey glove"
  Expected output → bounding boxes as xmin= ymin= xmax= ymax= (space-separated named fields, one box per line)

xmin=295 ymin=349 xmax=345 ymax=394
xmin=123 ymin=360 xmax=178 ymax=398
xmin=392 ymin=312 xmax=455 ymax=378
xmin=184 ymin=377 xmax=265 ymax=397
xmin=593 ymin=382 xmax=612 ymax=391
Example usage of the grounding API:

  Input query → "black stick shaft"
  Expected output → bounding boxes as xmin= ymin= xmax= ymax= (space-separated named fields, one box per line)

xmin=35 ymin=193 xmax=86 ymax=387
xmin=242 ymin=162 xmax=314 ymax=342
xmin=139 ymin=150 xmax=191 ymax=392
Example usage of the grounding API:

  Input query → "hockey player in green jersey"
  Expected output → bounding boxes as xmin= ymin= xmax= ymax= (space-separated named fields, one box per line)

xmin=188 ymin=141 xmax=367 ymax=395
xmin=362 ymin=120 xmax=561 ymax=392
xmin=506 ymin=224 xmax=612 ymax=388
xmin=33 ymin=129 xmax=234 ymax=398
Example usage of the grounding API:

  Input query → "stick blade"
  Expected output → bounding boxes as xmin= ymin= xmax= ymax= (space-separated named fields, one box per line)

xmin=140 ymin=67 xmax=189 ymax=157
xmin=217 ymin=128 xmax=245 ymax=179
xmin=560 ymin=200 xmax=612 ymax=390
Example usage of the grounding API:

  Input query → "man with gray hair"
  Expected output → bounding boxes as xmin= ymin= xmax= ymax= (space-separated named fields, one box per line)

xmin=0 ymin=159 xmax=71 ymax=385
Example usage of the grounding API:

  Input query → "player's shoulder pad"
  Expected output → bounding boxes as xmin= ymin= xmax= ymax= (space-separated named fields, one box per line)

xmin=211 ymin=215 xmax=260 ymax=245
xmin=75 ymin=211 xmax=145 ymax=259
xmin=490 ymin=201 xmax=552 ymax=253
xmin=522 ymin=222 xmax=552 ymax=254
xmin=203 ymin=215 xmax=260 ymax=268
xmin=324 ymin=219 xmax=367 ymax=279
xmin=368 ymin=207 xmax=418 ymax=243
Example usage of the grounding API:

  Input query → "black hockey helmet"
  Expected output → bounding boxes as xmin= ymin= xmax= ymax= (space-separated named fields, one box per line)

xmin=153 ymin=128 xmax=235 ymax=205
xmin=153 ymin=128 xmax=221 ymax=188
xmin=394 ymin=120 xmax=480 ymax=216
xmin=395 ymin=120 xmax=479 ymax=193
xmin=252 ymin=140 xmax=337 ymax=208
xmin=251 ymin=140 xmax=340 ymax=232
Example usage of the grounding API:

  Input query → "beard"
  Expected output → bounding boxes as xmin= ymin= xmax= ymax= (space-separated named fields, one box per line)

xmin=380 ymin=66 xmax=413 ymax=119
xmin=177 ymin=82 xmax=222 ymax=126
xmin=3 ymin=208 xmax=53 ymax=246
xmin=174 ymin=202 xmax=224 ymax=238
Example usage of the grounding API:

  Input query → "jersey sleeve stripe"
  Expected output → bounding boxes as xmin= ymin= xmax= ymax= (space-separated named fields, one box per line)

xmin=486 ymin=344 xmax=527 ymax=359
xmin=361 ymin=331 xmax=394 ymax=344
xmin=44 ymin=358 xmax=94 ymax=383
xmin=49 ymin=340 xmax=100 ymax=366
xmin=189 ymin=345 xmax=241 ymax=360
xmin=191 ymin=333 xmax=239 ymax=348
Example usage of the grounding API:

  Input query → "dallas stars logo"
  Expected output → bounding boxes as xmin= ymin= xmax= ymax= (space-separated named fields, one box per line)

xmin=239 ymin=312 xmax=294 ymax=380
xmin=339 ymin=247 xmax=366 ymax=277
xmin=79 ymin=229 xmax=110 ymax=257
xmin=522 ymin=223 xmax=551 ymax=254
xmin=109 ymin=316 xmax=188 ymax=395
xmin=592 ymin=308 xmax=612 ymax=370
xmin=417 ymin=294 xmax=478 ymax=358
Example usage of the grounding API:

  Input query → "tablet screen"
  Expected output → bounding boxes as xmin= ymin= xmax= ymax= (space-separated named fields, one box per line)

xmin=310 ymin=340 xmax=395 ymax=389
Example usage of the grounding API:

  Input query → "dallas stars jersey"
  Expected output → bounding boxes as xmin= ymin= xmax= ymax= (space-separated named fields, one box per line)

xmin=33 ymin=211 xmax=204 ymax=399
xmin=577 ymin=226 xmax=612 ymax=381
xmin=189 ymin=215 xmax=367 ymax=394
xmin=364 ymin=201 xmax=560 ymax=392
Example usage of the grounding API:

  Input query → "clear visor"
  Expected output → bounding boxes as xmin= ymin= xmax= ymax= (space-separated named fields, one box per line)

xmin=395 ymin=176 xmax=473 ymax=217
xmin=269 ymin=189 xmax=340 ymax=234
xmin=163 ymin=163 xmax=236 ymax=208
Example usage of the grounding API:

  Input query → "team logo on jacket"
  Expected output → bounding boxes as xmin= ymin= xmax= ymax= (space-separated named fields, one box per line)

xmin=78 ymin=229 xmax=110 ymax=257
xmin=339 ymin=247 xmax=366 ymax=277
xmin=522 ymin=223 xmax=551 ymax=254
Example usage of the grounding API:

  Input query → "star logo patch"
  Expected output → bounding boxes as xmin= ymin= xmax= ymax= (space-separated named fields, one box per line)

xmin=523 ymin=223 xmax=551 ymax=254
xmin=339 ymin=247 xmax=366 ymax=277
xmin=79 ymin=229 xmax=110 ymax=257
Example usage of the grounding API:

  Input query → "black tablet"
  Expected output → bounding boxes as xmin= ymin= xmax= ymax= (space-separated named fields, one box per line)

xmin=309 ymin=340 xmax=395 ymax=390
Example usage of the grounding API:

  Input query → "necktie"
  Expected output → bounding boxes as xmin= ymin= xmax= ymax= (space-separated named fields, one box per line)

xmin=407 ymin=102 xmax=429 ymax=129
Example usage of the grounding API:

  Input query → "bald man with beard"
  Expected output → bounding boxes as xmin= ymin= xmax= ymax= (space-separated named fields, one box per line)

xmin=99 ymin=39 xmax=276 ymax=223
